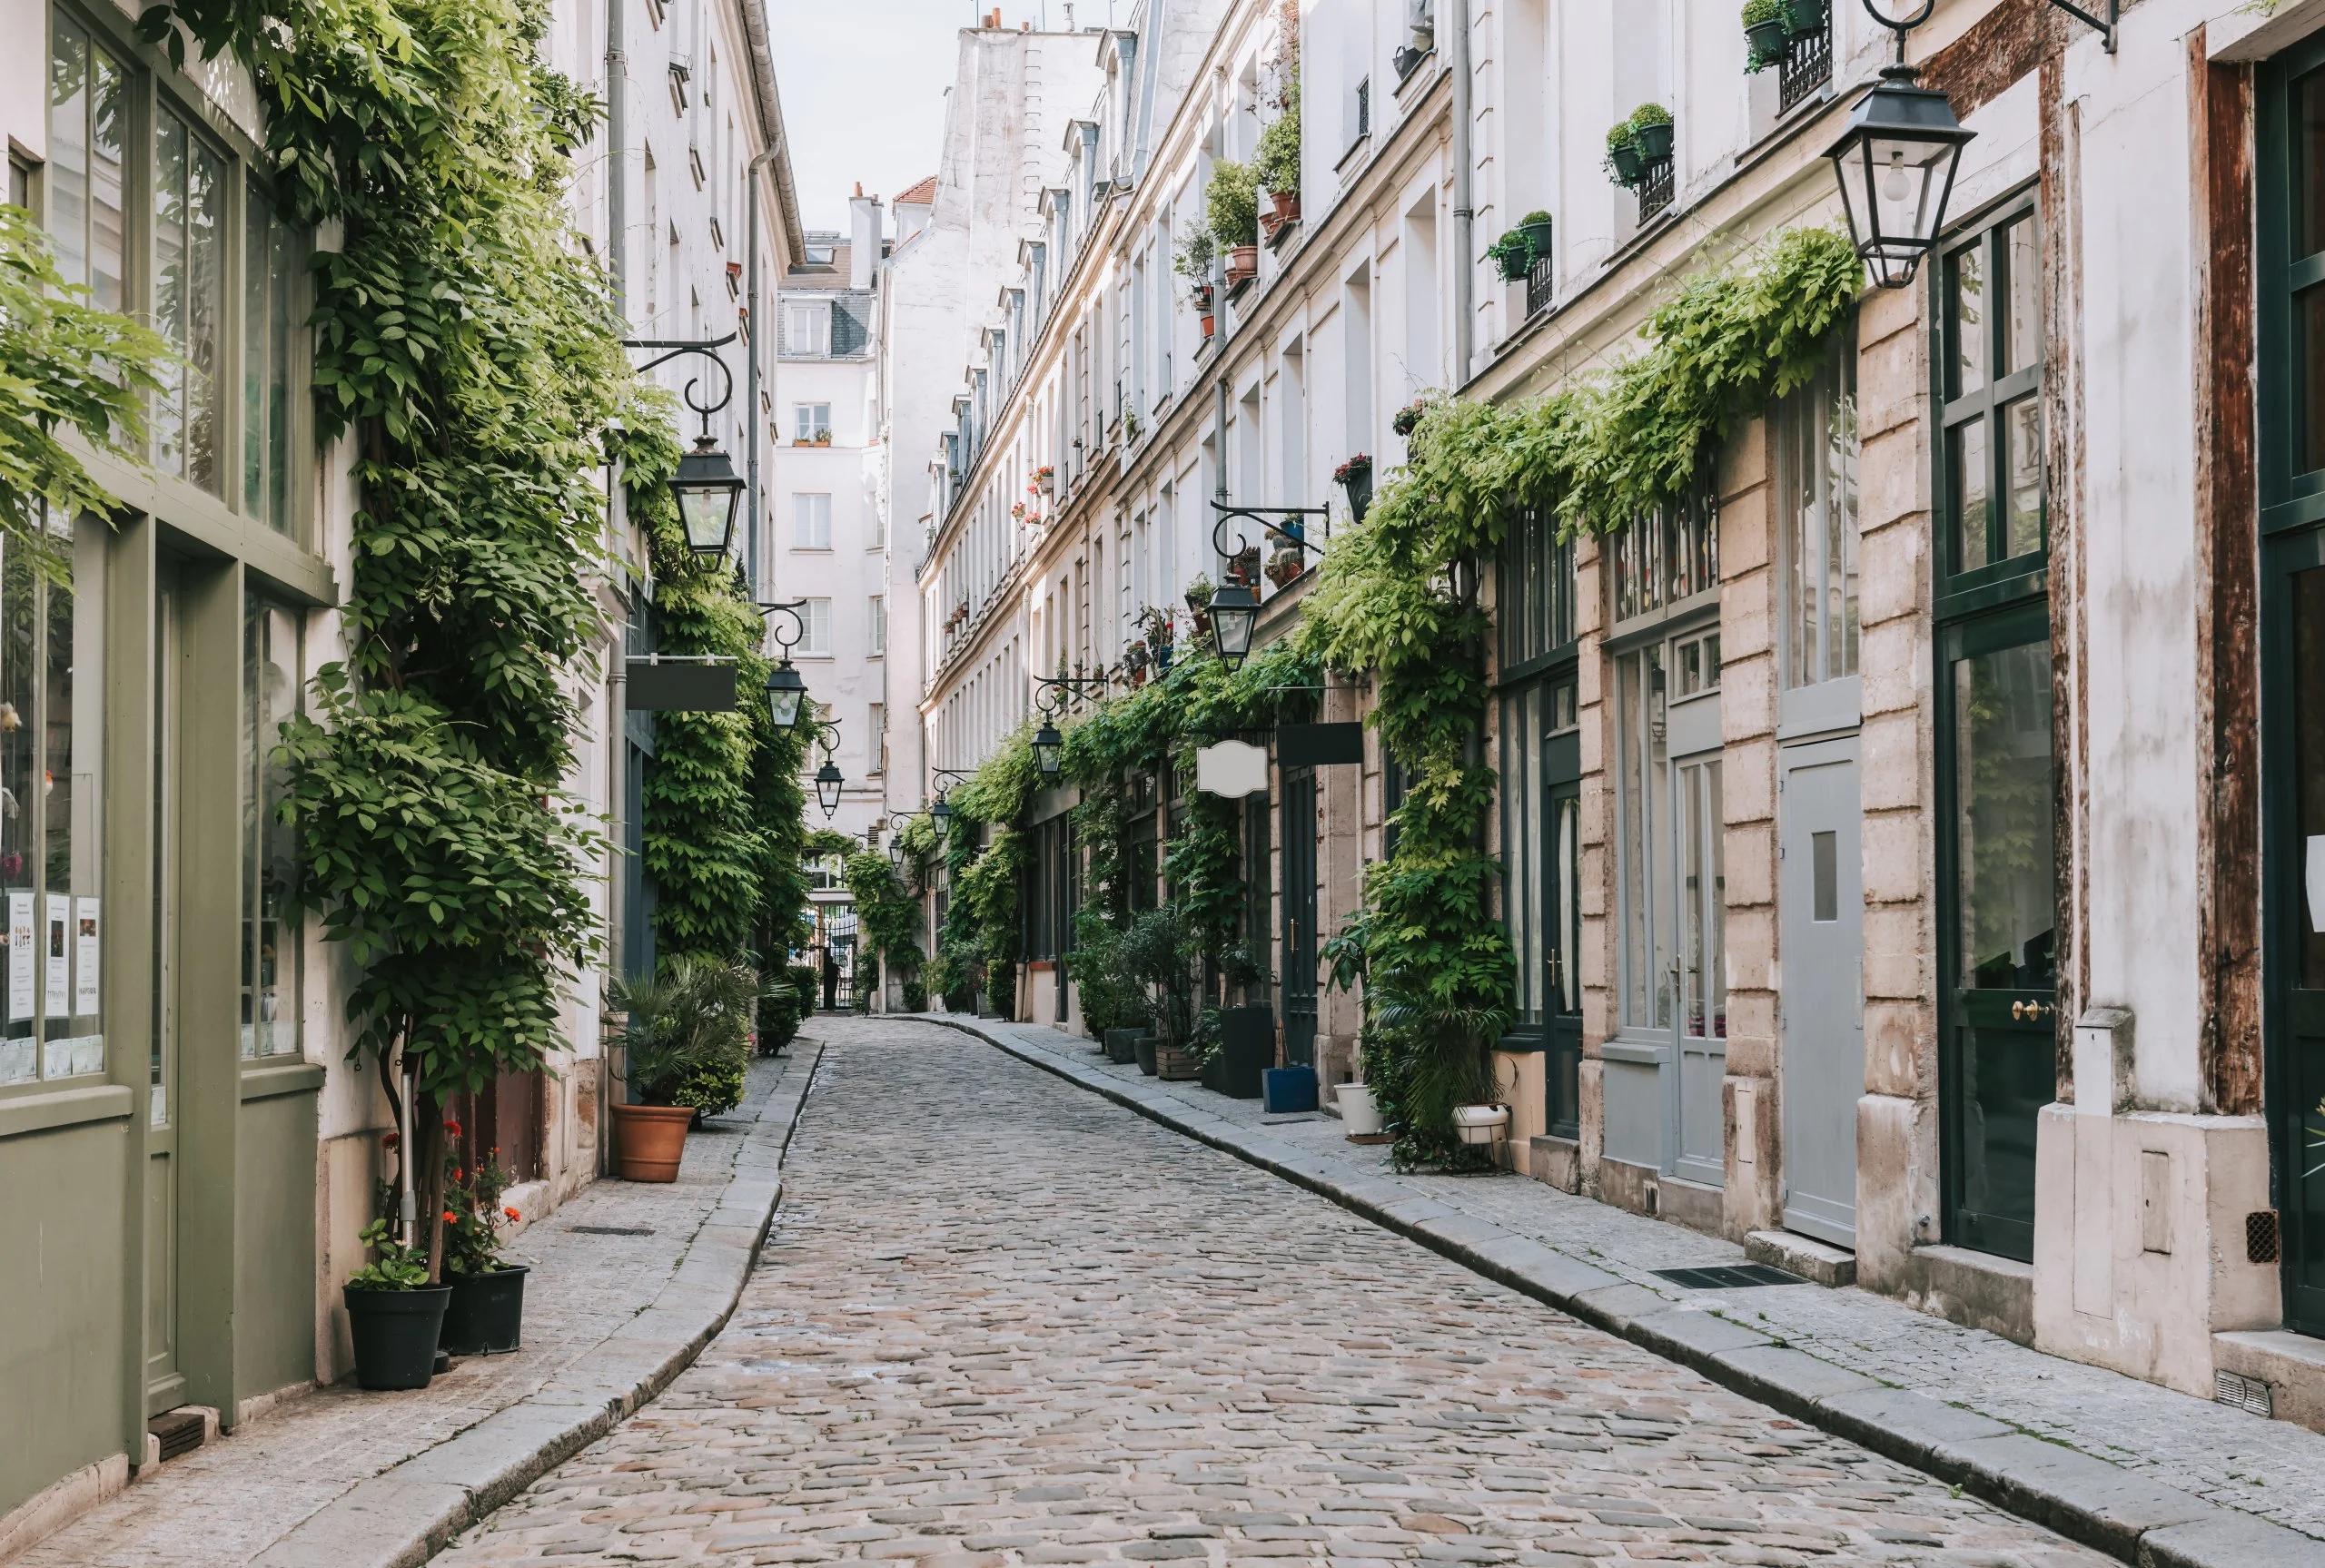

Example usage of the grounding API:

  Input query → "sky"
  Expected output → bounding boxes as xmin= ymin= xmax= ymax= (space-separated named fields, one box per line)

xmin=767 ymin=0 xmax=976 ymax=235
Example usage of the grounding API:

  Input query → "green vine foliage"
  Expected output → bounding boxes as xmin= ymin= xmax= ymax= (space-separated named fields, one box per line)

xmin=0 ymin=204 xmax=168 ymax=569
xmin=843 ymin=850 xmax=924 ymax=999
xmin=1303 ymin=226 xmax=1861 ymax=1167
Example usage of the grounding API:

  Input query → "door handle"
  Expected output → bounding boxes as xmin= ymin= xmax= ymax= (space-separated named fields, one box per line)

xmin=2012 ymin=1001 xmax=2054 ymax=1022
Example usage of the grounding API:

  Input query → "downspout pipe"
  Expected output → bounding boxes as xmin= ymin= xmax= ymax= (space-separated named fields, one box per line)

xmin=1449 ymin=0 xmax=1473 ymax=380
xmin=747 ymin=146 xmax=781 ymax=602
xmin=607 ymin=0 xmax=627 ymax=318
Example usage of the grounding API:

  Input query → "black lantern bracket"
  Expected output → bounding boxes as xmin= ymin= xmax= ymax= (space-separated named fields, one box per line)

xmin=756 ymin=597 xmax=806 ymax=646
xmin=1867 ymin=0 xmax=2113 ymax=57
xmin=1033 ymin=671 xmax=1110 ymax=712
xmin=813 ymin=720 xmax=846 ymax=819
xmin=2047 ymin=0 xmax=2114 ymax=51
xmin=623 ymin=332 xmax=739 ymax=439
xmin=1211 ymin=498 xmax=1330 ymax=571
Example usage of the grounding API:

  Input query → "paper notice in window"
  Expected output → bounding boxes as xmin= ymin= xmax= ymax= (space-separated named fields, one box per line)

xmin=44 ymin=894 xmax=68 ymax=1021
xmin=8 ymin=892 xmax=32 ymax=1022
xmin=2311 ymin=837 xmax=2325 ymax=936
xmin=74 ymin=898 xmax=99 ymax=1017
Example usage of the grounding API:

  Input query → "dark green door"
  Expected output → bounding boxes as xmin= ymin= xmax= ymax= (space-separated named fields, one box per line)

xmin=1281 ymin=767 xmax=1318 ymax=1068
xmin=2271 ymin=537 xmax=2325 ymax=1334
xmin=1937 ymin=603 xmax=2056 ymax=1264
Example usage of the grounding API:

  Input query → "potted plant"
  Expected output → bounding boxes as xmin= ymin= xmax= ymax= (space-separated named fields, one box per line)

xmin=1487 ymin=229 xmax=1535 ymax=282
xmin=440 ymin=1150 xmax=528 ymax=1356
xmin=1209 ymin=158 xmax=1261 ymax=288
xmin=1605 ymin=120 xmax=1645 ymax=189
xmin=1266 ymin=547 xmax=1306 ymax=587
xmin=1629 ymin=103 xmax=1675 ymax=164
xmin=1256 ymin=83 xmax=1301 ymax=235
xmin=1334 ymin=453 xmax=1373 ymax=524
xmin=1183 ymin=573 xmax=1215 ymax=637
xmin=1121 ymin=906 xmax=1203 ymax=1081
xmin=342 ymin=1219 xmax=448 ymax=1391
xmin=1742 ymin=0 xmax=1789 ymax=70
xmin=1519 ymin=209 xmax=1554 ymax=259
xmin=609 ymin=958 xmax=756 ymax=1183
xmin=1230 ymin=544 xmax=1262 ymax=583
xmin=1781 ymin=0 xmax=1830 ymax=35
xmin=1392 ymin=399 xmax=1429 ymax=438
xmin=1175 ymin=225 xmax=1217 ymax=334
xmin=1032 ymin=464 xmax=1055 ymax=495
xmin=1207 ymin=945 xmax=1275 ymax=1099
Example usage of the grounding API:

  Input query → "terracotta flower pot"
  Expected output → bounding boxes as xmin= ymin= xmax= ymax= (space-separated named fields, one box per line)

xmin=1224 ymin=245 xmax=1259 ymax=286
xmin=1200 ymin=313 xmax=1215 ymax=337
xmin=1271 ymin=189 xmax=1301 ymax=224
xmin=612 ymin=1101 xmax=693 ymax=1183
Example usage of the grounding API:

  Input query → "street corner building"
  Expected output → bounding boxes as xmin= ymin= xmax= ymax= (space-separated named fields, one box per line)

xmin=880 ymin=0 xmax=2325 ymax=1440
xmin=0 ymin=0 xmax=804 ymax=1547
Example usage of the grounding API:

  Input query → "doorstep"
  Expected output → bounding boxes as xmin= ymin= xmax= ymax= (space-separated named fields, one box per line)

xmin=1745 ymin=1228 xmax=1856 ymax=1287
xmin=941 ymin=1014 xmax=2325 ymax=1568
xmin=7 ymin=1047 xmax=822 ymax=1568
xmin=2215 ymin=1329 xmax=2325 ymax=1432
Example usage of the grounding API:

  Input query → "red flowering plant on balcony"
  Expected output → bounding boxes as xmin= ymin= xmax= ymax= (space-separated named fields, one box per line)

xmin=441 ymin=1148 xmax=524 ymax=1277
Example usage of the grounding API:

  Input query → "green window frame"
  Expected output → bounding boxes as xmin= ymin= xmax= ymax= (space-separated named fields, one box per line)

xmin=1933 ymin=189 xmax=2046 ymax=613
xmin=47 ymin=2 xmax=314 ymax=546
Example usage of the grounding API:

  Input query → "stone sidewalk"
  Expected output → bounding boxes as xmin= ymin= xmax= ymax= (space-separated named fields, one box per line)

xmin=9 ymin=1043 xmax=823 ymax=1568
xmin=942 ymin=1016 xmax=2325 ymax=1568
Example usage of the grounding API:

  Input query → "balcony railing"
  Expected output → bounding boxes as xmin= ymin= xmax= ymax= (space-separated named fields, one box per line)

xmin=1778 ymin=23 xmax=1833 ymax=116
xmin=1524 ymin=251 xmax=1554 ymax=319
xmin=1637 ymin=155 xmax=1675 ymax=223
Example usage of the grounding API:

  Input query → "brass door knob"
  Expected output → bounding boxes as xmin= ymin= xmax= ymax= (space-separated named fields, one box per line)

xmin=2012 ymin=1001 xmax=2054 ymax=1022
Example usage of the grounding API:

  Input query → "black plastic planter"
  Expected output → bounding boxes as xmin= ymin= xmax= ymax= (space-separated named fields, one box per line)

xmin=1338 ymin=466 xmax=1373 ymax=525
xmin=1135 ymin=1034 xmax=1160 ymax=1076
xmin=1105 ymin=1028 xmax=1142 ymax=1065
xmin=440 ymin=1266 xmax=528 ymax=1356
xmin=1781 ymin=0 xmax=1829 ymax=33
xmin=1213 ymin=1008 xmax=1273 ymax=1099
xmin=343 ymin=1284 xmax=450 ymax=1391
xmin=1744 ymin=18 xmax=1789 ymax=68
xmin=1633 ymin=121 xmax=1675 ymax=163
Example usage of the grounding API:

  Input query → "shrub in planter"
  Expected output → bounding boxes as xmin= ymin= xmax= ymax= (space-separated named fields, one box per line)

xmin=1519 ymin=210 xmax=1555 ymax=257
xmin=1333 ymin=453 xmax=1373 ymax=524
xmin=1741 ymin=0 xmax=1789 ymax=71
xmin=1780 ymin=0 xmax=1830 ymax=35
xmin=440 ymin=1151 xmax=528 ymax=1356
xmin=1120 ymin=905 xmax=1202 ymax=1076
xmin=1391 ymin=399 xmax=1430 ymax=439
xmin=611 ymin=958 xmax=756 ymax=1181
xmin=1487 ymin=230 xmax=1535 ymax=282
xmin=757 ymin=980 xmax=800 ymax=1055
xmin=343 ymin=1219 xmax=449 ymax=1391
xmin=1207 ymin=157 xmax=1260 ymax=252
xmin=1605 ymin=120 xmax=1644 ymax=188
xmin=1628 ymin=103 xmax=1675 ymax=163
xmin=790 ymin=962 xmax=823 ymax=1017
xmin=901 ymin=977 xmax=929 ymax=1012
xmin=1255 ymin=83 xmax=1301 ymax=214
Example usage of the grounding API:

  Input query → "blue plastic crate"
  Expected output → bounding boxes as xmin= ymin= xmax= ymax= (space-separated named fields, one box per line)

xmin=1261 ymin=1066 xmax=1319 ymax=1115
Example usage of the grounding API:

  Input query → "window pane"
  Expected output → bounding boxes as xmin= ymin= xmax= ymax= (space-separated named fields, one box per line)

xmin=1618 ymin=653 xmax=1648 ymax=1028
xmin=1554 ymin=793 xmax=1579 ymax=1013
xmin=0 ymin=537 xmax=35 ymax=1085
xmin=153 ymin=113 xmax=227 ymax=494
xmin=44 ymin=520 xmax=104 ymax=1080
xmin=1954 ymin=638 xmax=2056 ymax=990
xmin=1948 ymin=242 xmax=1987 ymax=398
xmin=47 ymin=23 xmax=87 ymax=291
xmin=1813 ymin=831 xmax=1838 ymax=922
xmin=250 ymin=604 xmax=302 ymax=1058
xmin=1952 ymin=416 xmax=1991 ymax=573
xmin=153 ymin=114 xmax=187 ymax=476
xmin=2003 ymin=395 xmax=2044 ymax=559
xmin=2293 ymin=567 xmax=2325 ymax=991
xmin=2002 ymin=218 xmax=2040 ymax=376
xmin=2300 ymin=68 xmax=2325 ymax=260
xmin=245 ymin=182 xmax=269 ymax=516
xmin=2302 ymin=285 xmax=2325 ymax=477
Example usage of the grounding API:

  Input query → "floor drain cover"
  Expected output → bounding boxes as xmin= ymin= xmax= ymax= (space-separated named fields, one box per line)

xmin=1649 ymin=1263 xmax=1808 ymax=1290
xmin=571 ymin=1224 xmax=656 ymax=1237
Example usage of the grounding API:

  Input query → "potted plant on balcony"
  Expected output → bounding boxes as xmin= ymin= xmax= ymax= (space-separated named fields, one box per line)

xmin=1209 ymin=157 xmax=1261 ymax=289
xmin=440 ymin=1150 xmax=528 ymax=1356
xmin=1183 ymin=573 xmax=1215 ymax=637
xmin=1256 ymin=83 xmax=1302 ymax=238
xmin=1031 ymin=464 xmax=1055 ymax=496
xmin=1628 ymin=102 xmax=1675 ymax=164
xmin=1265 ymin=546 xmax=1307 ymax=588
xmin=610 ymin=958 xmax=756 ymax=1183
xmin=1518 ymin=209 xmax=1554 ymax=260
xmin=1742 ymin=0 xmax=1789 ymax=70
xmin=343 ymin=1214 xmax=451 ymax=1391
xmin=1605 ymin=119 xmax=1645 ymax=188
xmin=1392 ymin=399 xmax=1430 ymax=439
xmin=1487 ymin=229 xmax=1535 ymax=282
xmin=1781 ymin=0 xmax=1830 ymax=35
xmin=1333 ymin=452 xmax=1373 ymax=524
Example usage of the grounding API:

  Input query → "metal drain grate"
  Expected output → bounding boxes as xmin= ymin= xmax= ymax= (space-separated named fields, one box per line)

xmin=570 ymin=1224 xmax=656 ymax=1237
xmin=2215 ymin=1369 xmax=2273 ymax=1418
xmin=1649 ymin=1263 xmax=1809 ymax=1291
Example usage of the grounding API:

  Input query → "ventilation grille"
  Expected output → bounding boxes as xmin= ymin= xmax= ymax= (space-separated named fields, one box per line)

xmin=2248 ymin=1210 xmax=2281 ymax=1266
xmin=1650 ymin=1263 xmax=1809 ymax=1291
xmin=2215 ymin=1369 xmax=2274 ymax=1419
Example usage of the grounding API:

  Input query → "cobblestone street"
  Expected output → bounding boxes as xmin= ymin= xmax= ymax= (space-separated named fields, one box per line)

xmin=440 ymin=1021 xmax=2106 ymax=1567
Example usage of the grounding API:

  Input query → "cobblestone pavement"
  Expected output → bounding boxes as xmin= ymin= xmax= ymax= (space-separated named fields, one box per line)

xmin=18 ymin=1050 xmax=805 ymax=1568
xmin=441 ymin=1018 xmax=2105 ymax=1567
xmin=976 ymin=1020 xmax=2325 ymax=1543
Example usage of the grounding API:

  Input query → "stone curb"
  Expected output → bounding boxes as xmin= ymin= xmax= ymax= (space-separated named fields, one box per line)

xmin=927 ymin=1017 xmax=2325 ymax=1568
xmin=248 ymin=1043 xmax=825 ymax=1568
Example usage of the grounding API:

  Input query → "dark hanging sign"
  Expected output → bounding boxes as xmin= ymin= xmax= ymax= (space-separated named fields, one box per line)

xmin=1277 ymin=722 xmax=1364 ymax=768
xmin=626 ymin=657 xmax=737 ymax=713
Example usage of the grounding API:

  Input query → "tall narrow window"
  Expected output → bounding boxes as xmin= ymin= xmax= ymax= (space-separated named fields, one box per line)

xmin=787 ymin=301 xmax=831 ymax=356
xmin=869 ymin=595 xmax=886 ymax=656
xmin=793 ymin=492 xmax=832 ymax=549
xmin=1778 ymin=330 xmax=1859 ymax=689
xmin=243 ymin=178 xmax=300 ymax=535
xmin=242 ymin=600 xmax=302 ymax=1059
xmin=46 ymin=16 xmax=125 ymax=311
xmin=798 ymin=597 xmax=833 ymax=656
xmin=153 ymin=107 xmax=228 ymax=493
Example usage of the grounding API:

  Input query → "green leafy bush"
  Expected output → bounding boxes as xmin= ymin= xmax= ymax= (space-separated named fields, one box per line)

xmin=614 ymin=958 xmax=757 ymax=1116
xmin=1207 ymin=158 xmax=1260 ymax=250
xmin=1255 ymin=83 xmax=1301 ymax=197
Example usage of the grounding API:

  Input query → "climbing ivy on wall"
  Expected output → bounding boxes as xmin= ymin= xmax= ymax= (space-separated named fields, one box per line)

xmin=1303 ymin=225 xmax=1864 ymax=1169
xmin=843 ymin=849 xmax=925 ymax=1001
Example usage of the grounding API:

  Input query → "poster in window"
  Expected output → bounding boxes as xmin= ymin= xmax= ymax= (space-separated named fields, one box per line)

xmin=74 ymin=897 xmax=99 ymax=1016
xmin=44 ymin=893 xmax=69 ymax=1021
xmin=7 ymin=891 xmax=29 ymax=1021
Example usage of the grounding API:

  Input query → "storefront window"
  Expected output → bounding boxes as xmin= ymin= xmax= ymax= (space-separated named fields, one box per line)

xmin=1778 ymin=332 xmax=1860 ymax=689
xmin=243 ymin=180 xmax=299 ymax=535
xmin=153 ymin=104 xmax=229 ymax=495
xmin=0 ymin=518 xmax=105 ymax=1086
xmin=241 ymin=600 xmax=302 ymax=1059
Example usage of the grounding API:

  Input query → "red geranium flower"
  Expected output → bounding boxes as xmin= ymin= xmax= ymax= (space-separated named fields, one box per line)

xmin=441 ymin=1209 xmax=458 ymax=1224
xmin=443 ymin=1118 xmax=463 ymax=1137
xmin=503 ymin=1207 xmax=520 ymax=1222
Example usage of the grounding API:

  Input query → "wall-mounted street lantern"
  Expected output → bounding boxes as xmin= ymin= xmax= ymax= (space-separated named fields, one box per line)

xmin=929 ymin=767 xmax=976 ymax=824
xmin=623 ymin=333 xmax=746 ymax=557
xmin=815 ymin=719 xmax=846 ymax=819
xmin=1208 ymin=498 xmax=1328 ymax=672
xmin=1827 ymin=2 xmax=1975 ymax=290
xmin=757 ymin=598 xmax=810 ymax=731
xmin=1028 ymin=672 xmax=1111 ymax=775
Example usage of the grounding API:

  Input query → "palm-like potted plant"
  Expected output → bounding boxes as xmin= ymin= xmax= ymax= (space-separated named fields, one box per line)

xmin=342 ymin=1219 xmax=447 ymax=1390
xmin=610 ymin=957 xmax=757 ymax=1183
xmin=440 ymin=1149 xmax=528 ymax=1356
